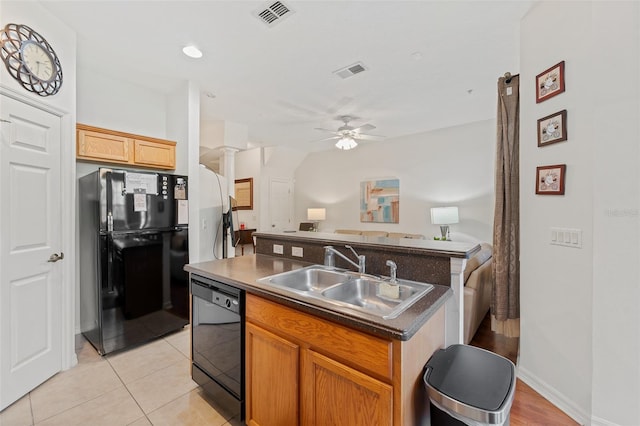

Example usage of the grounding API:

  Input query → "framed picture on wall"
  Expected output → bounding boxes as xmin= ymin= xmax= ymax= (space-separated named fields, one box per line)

xmin=537 ymin=110 xmax=567 ymax=146
xmin=536 ymin=164 xmax=566 ymax=195
xmin=234 ymin=178 xmax=253 ymax=210
xmin=536 ymin=60 xmax=565 ymax=103
xmin=360 ymin=178 xmax=399 ymax=223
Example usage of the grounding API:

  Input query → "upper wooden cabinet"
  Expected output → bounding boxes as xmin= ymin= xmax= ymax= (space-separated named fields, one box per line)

xmin=76 ymin=124 xmax=176 ymax=170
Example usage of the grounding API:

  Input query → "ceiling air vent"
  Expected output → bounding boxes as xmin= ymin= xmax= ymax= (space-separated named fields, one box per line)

xmin=254 ymin=1 xmax=294 ymax=27
xmin=333 ymin=62 xmax=368 ymax=79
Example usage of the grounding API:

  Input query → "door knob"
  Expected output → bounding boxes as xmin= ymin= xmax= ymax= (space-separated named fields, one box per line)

xmin=48 ymin=252 xmax=64 ymax=262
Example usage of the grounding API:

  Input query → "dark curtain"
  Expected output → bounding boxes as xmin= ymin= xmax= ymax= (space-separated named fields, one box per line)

xmin=491 ymin=74 xmax=520 ymax=338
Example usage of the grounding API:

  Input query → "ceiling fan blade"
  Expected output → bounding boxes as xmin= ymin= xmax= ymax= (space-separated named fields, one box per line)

xmin=325 ymin=97 xmax=354 ymax=115
xmin=311 ymin=135 xmax=340 ymax=143
xmin=352 ymin=123 xmax=376 ymax=133
xmin=314 ymin=127 xmax=339 ymax=134
xmin=355 ymin=133 xmax=384 ymax=141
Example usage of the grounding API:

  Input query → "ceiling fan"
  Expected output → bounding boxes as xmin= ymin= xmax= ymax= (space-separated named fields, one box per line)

xmin=313 ymin=115 xmax=383 ymax=150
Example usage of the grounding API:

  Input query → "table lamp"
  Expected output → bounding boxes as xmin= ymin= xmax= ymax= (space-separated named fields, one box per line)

xmin=430 ymin=207 xmax=459 ymax=241
xmin=307 ymin=208 xmax=326 ymax=232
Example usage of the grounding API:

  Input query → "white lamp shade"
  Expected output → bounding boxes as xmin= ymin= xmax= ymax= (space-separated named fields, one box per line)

xmin=430 ymin=207 xmax=459 ymax=225
xmin=307 ymin=208 xmax=326 ymax=221
xmin=335 ymin=137 xmax=358 ymax=150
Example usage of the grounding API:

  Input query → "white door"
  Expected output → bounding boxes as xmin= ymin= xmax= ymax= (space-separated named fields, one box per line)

xmin=0 ymin=95 xmax=62 ymax=410
xmin=269 ymin=178 xmax=292 ymax=232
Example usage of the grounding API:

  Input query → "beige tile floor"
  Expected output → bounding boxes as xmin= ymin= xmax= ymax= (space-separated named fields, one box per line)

xmin=0 ymin=326 xmax=241 ymax=426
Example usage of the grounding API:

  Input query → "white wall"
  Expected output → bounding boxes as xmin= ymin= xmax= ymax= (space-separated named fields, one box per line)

xmin=519 ymin=2 xmax=639 ymax=425
xmin=260 ymin=146 xmax=308 ymax=232
xmin=166 ymin=81 xmax=200 ymax=263
xmin=590 ymin=3 xmax=640 ymax=424
xmin=77 ymin=67 xmax=167 ymax=137
xmin=165 ymin=81 xmax=192 ymax=177
xmin=235 ymin=148 xmax=261 ymax=230
xmin=293 ymin=120 xmax=495 ymax=242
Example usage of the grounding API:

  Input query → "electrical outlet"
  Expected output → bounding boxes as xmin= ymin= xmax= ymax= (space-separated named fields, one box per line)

xmin=273 ymin=244 xmax=284 ymax=254
xmin=292 ymin=247 xmax=303 ymax=257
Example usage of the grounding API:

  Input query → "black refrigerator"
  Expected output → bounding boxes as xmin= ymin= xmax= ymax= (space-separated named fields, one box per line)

xmin=79 ymin=168 xmax=190 ymax=355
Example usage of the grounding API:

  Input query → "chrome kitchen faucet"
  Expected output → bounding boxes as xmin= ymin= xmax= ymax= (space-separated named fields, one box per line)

xmin=323 ymin=245 xmax=366 ymax=273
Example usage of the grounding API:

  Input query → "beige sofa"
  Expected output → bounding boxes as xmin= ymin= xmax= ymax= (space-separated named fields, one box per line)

xmin=463 ymin=243 xmax=493 ymax=344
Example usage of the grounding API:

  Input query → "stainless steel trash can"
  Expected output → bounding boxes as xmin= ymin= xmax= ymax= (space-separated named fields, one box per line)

xmin=423 ymin=344 xmax=516 ymax=426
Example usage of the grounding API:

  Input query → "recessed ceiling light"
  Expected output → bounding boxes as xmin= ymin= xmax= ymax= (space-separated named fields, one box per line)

xmin=182 ymin=45 xmax=203 ymax=59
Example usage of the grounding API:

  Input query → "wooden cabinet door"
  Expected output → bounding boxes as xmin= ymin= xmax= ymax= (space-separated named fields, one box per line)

xmin=302 ymin=349 xmax=393 ymax=426
xmin=76 ymin=124 xmax=176 ymax=170
xmin=246 ymin=322 xmax=299 ymax=426
xmin=77 ymin=129 xmax=130 ymax=163
xmin=133 ymin=139 xmax=175 ymax=169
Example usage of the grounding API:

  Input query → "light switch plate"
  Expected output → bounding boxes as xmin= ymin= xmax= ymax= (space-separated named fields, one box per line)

xmin=292 ymin=247 xmax=303 ymax=257
xmin=550 ymin=227 xmax=582 ymax=248
xmin=273 ymin=244 xmax=284 ymax=254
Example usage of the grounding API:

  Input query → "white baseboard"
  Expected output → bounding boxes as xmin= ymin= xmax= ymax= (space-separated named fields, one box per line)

xmin=590 ymin=415 xmax=623 ymax=426
xmin=517 ymin=366 xmax=590 ymax=425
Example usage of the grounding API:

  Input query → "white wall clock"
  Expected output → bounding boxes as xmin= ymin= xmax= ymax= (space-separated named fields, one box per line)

xmin=0 ymin=23 xmax=63 ymax=96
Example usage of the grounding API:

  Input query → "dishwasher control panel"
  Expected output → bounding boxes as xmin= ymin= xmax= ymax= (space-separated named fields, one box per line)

xmin=209 ymin=289 xmax=240 ymax=314
xmin=191 ymin=276 xmax=241 ymax=315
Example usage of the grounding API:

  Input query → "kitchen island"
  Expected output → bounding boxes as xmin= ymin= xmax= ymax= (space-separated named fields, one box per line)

xmin=186 ymin=231 xmax=480 ymax=425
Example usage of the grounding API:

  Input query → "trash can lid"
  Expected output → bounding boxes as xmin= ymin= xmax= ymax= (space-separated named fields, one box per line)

xmin=424 ymin=345 xmax=515 ymax=413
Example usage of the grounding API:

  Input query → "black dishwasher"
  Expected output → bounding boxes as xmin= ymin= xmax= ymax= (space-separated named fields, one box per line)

xmin=191 ymin=275 xmax=245 ymax=421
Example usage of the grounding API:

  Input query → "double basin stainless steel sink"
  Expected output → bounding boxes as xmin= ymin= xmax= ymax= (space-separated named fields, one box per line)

xmin=257 ymin=265 xmax=433 ymax=319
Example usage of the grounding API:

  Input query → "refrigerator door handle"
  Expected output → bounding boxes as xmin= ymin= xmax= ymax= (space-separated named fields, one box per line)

xmin=106 ymin=171 xmax=113 ymax=229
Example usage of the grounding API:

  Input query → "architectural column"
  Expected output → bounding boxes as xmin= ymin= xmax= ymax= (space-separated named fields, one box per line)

xmin=445 ymin=257 xmax=467 ymax=345
xmin=220 ymin=147 xmax=238 ymax=196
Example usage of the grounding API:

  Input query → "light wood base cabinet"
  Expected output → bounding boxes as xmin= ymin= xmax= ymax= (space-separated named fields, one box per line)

xmin=302 ymin=349 xmax=393 ymax=426
xmin=245 ymin=294 xmax=445 ymax=426
xmin=246 ymin=323 xmax=299 ymax=426
xmin=76 ymin=124 xmax=176 ymax=170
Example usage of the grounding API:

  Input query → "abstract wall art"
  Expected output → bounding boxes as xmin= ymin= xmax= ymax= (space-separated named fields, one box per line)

xmin=360 ymin=178 xmax=399 ymax=223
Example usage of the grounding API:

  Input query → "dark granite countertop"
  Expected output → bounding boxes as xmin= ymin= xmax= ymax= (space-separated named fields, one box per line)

xmin=185 ymin=254 xmax=451 ymax=341
xmin=254 ymin=231 xmax=481 ymax=259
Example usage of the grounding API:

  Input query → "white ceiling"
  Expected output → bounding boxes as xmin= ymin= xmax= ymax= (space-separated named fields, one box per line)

xmin=40 ymin=0 xmax=532 ymax=152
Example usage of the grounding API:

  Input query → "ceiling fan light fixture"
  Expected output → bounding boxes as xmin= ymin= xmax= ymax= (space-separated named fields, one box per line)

xmin=335 ymin=136 xmax=357 ymax=150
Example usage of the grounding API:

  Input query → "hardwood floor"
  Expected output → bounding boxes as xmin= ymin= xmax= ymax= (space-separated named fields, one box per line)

xmin=469 ymin=314 xmax=579 ymax=425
